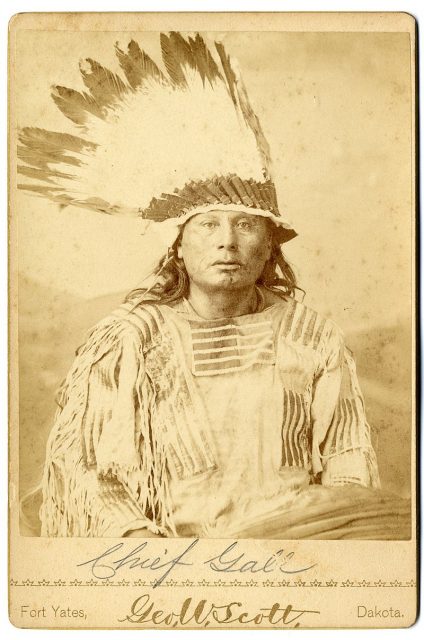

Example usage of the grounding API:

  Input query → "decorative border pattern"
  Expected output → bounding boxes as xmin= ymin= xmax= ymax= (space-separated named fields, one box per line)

xmin=10 ymin=578 xmax=416 ymax=588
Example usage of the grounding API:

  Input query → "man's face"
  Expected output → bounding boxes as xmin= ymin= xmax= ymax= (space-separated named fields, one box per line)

xmin=178 ymin=209 xmax=272 ymax=292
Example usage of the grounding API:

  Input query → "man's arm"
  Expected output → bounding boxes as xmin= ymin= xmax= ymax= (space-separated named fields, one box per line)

xmin=40 ymin=318 xmax=171 ymax=537
xmin=311 ymin=336 xmax=380 ymax=488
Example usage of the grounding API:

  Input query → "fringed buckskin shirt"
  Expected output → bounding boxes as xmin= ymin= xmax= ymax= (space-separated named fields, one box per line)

xmin=40 ymin=288 xmax=380 ymax=537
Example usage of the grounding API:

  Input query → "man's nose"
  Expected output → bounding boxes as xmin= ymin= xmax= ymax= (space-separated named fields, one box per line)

xmin=217 ymin=222 xmax=237 ymax=249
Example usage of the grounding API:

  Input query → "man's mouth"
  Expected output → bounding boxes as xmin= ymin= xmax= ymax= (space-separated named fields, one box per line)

xmin=212 ymin=260 xmax=242 ymax=270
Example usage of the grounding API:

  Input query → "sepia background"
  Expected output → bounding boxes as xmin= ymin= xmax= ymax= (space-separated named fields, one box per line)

xmin=14 ymin=29 xmax=413 ymax=518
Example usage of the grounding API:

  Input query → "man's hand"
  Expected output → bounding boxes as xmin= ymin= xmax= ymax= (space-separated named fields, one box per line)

xmin=124 ymin=528 xmax=163 ymax=538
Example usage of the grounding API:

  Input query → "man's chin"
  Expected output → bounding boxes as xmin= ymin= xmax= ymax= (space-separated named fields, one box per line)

xmin=202 ymin=276 xmax=254 ymax=292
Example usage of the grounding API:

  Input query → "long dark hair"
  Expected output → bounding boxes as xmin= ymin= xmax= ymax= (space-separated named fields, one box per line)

xmin=126 ymin=223 xmax=301 ymax=306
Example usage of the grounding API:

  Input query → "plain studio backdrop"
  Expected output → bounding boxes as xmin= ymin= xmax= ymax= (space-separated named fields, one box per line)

xmin=13 ymin=30 xmax=413 ymax=509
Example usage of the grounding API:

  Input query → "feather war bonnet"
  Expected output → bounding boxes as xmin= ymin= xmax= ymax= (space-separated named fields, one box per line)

xmin=17 ymin=33 xmax=297 ymax=249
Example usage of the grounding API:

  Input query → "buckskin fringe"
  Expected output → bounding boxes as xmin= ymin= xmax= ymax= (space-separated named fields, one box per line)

xmin=40 ymin=317 xmax=176 ymax=537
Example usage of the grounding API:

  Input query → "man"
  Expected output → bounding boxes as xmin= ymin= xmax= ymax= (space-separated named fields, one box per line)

xmin=19 ymin=33 xmax=409 ymax=539
xmin=39 ymin=205 xmax=387 ymax=538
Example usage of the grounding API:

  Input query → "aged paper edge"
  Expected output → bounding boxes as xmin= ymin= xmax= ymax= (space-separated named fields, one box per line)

xmin=8 ymin=10 xmax=417 ymax=32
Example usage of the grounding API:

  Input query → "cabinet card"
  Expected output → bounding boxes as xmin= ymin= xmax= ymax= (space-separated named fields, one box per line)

xmin=9 ymin=11 xmax=417 ymax=630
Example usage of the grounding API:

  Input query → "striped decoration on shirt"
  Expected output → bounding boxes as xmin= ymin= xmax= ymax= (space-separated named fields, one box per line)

xmin=189 ymin=317 xmax=275 ymax=376
xmin=280 ymin=388 xmax=311 ymax=469
xmin=323 ymin=397 xmax=365 ymax=456
xmin=280 ymin=299 xmax=331 ymax=350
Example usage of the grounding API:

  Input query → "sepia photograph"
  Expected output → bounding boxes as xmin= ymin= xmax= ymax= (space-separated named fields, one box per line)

xmin=8 ymin=10 xmax=417 ymax=630
xmin=16 ymin=26 xmax=413 ymax=540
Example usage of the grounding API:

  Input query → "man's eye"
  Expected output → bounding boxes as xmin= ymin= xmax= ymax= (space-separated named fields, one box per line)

xmin=237 ymin=220 xmax=253 ymax=230
xmin=201 ymin=221 xmax=217 ymax=229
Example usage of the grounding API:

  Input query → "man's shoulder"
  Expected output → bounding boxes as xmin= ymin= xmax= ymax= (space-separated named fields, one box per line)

xmin=86 ymin=300 xmax=168 ymax=347
xmin=260 ymin=288 xmax=344 ymax=350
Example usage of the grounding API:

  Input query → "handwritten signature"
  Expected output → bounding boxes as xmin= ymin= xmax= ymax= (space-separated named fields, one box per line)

xmin=77 ymin=540 xmax=316 ymax=587
xmin=119 ymin=593 xmax=320 ymax=627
